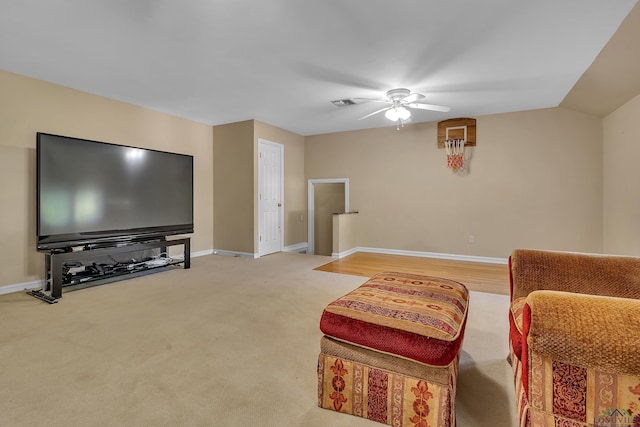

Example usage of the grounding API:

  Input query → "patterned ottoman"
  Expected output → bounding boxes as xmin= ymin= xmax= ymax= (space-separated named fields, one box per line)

xmin=317 ymin=272 xmax=469 ymax=427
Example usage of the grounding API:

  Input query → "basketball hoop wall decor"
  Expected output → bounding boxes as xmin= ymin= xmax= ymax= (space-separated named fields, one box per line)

xmin=438 ymin=118 xmax=476 ymax=175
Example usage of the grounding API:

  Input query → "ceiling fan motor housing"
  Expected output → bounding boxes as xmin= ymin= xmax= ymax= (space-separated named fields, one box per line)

xmin=387 ymin=88 xmax=411 ymax=101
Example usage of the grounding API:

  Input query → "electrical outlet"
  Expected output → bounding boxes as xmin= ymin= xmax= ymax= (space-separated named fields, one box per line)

xmin=468 ymin=235 xmax=475 ymax=244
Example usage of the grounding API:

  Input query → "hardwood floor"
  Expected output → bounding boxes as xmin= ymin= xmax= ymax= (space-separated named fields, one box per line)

xmin=314 ymin=252 xmax=510 ymax=295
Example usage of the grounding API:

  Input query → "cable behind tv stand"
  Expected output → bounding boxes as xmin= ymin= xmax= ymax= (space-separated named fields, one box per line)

xmin=33 ymin=237 xmax=190 ymax=302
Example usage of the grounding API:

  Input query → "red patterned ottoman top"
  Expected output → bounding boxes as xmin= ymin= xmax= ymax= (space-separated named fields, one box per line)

xmin=320 ymin=272 xmax=469 ymax=366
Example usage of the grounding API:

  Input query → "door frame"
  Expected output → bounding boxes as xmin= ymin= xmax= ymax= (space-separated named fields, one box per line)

xmin=307 ymin=178 xmax=349 ymax=255
xmin=258 ymin=138 xmax=284 ymax=257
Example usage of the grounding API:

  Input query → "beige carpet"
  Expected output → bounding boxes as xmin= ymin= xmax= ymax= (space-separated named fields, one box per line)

xmin=0 ymin=252 xmax=516 ymax=426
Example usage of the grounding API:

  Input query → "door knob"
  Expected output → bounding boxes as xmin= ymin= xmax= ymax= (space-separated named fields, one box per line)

xmin=277 ymin=203 xmax=282 ymax=207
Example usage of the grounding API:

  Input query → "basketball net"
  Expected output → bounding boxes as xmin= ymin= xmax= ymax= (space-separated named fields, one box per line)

xmin=444 ymin=139 xmax=466 ymax=172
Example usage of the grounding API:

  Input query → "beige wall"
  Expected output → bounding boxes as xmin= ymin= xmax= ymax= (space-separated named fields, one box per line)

xmin=213 ymin=120 xmax=255 ymax=253
xmin=313 ymin=183 xmax=345 ymax=255
xmin=333 ymin=213 xmax=359 ymax=255
xmin=603 ymin=92 xmax=640 ymax=255
xmin=0 ymin=70 xmax=214 ymax=287
xmin=306 ymin=107 xmax=603 ymax=259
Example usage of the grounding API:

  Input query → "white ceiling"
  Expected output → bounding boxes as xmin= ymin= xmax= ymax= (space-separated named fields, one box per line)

xmin=1 ymin=1 xmax=637 ymax=136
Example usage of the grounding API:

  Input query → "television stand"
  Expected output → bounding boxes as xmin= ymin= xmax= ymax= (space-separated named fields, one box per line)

xmin=34 ymin=237 xmax=190 ymax=302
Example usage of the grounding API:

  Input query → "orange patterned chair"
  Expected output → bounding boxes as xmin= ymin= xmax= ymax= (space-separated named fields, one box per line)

xmin=317 ymin=272 xmax=469 ymax=427
xmin=508 ymin=249 xmax=640 ymax=427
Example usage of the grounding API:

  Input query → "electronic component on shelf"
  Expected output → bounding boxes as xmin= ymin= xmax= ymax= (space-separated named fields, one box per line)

xmin=67 ymin=266 xmax=85 ymax=275
xmin=145 ymin=258 xmax=172 ymax=267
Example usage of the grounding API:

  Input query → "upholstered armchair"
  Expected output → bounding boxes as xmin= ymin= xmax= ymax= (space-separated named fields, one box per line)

xmin=508 ymin=249 xmax=640 ymax=427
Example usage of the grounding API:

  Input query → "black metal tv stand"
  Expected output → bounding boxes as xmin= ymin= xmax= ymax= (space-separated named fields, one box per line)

xmin=32 ymin=237 xmax=190 ymax=303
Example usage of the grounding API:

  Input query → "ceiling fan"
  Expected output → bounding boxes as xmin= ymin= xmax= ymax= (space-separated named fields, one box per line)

xmin=333 ymin=88 xmax=451 ymax=128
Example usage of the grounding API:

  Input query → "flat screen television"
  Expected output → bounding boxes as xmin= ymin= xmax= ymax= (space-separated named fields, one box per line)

xmin=37 ymin=132 xmax=194 ymax=250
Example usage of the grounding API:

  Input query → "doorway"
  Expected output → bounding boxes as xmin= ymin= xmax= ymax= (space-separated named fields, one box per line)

xmin=307 ymin=178 xmax=349 ymax=255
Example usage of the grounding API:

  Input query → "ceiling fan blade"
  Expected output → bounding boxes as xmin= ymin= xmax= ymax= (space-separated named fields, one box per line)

xmin=352 ymin=97 xmax=392 ymax=104
xmin=402 ymin=93 xmax=425 ymax=103
xmin=407 ymin=102 xmax=451 ymax=113
xmin=359 ymin=106 xmax=391 ymax=120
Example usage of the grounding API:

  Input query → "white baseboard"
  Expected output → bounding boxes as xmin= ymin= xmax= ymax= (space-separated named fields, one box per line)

xmin=212 ymin=249 xmax=257 ymax=258
xmin=192 ymin=249 xmax=214 ymax=258
xmin=0 ymin=280 xmax=45 ymax=296
xmin=331 ymin=247 xmax=359 ymax=258
xmin=170 ymin=248 xmax=213 ymax=261
xmin=214 ymin=243 xmax=309 ymax=258
xmin=333 ymin=246 xmax=508 ymax=264
xmin=283 ymin=242 xmax=308 ymax=253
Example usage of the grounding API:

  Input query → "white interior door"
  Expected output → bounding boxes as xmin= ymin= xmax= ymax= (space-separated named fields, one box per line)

xmin=258 ymin=139 xmax=284 ymax=256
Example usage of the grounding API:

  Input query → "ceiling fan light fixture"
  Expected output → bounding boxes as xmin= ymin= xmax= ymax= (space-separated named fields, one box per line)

xmin=398 ymin=107 xmax=411 ymax=120
xmin=385 ymin=106 xmax=410 ymax=121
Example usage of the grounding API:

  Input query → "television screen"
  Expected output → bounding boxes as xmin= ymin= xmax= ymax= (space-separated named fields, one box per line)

xmin=37 ymin=133 xmax=194 ymax=249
